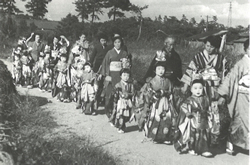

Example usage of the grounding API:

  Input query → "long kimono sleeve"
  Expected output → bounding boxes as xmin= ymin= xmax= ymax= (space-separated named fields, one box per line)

xmin=216 ymin=61 xmax=243 ymax=117
xmin=143 ymin=55 xmax=157 ymax=81
xmin=100 ymin=51 xmax=110 ymax=77
xmin=181 ymin=59 xmax=197 ymax=86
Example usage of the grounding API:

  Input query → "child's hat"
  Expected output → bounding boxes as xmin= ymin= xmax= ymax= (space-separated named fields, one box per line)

xmin=154 ymin=61 xmax=166 ymax=69
xmin=191 ymin=78 xmax=205 ymax=86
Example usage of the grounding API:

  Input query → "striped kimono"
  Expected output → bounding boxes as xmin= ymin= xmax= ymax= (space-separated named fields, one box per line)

xmin=181 ymin=50 xmax=227 ymax=99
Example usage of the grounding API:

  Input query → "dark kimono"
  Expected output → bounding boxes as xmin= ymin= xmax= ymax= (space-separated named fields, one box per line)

xmin=89 ymin=43 xmax=110 ymax=73
xmin=111 ymin=81 xmax=134 ymax=130
xmin=144 ymin=76 xmax=177 ymax=142
xmin=100 ymin=48 xmax=129 ymax=117
xmin=175 ymin=95 xmax=211 ymax=154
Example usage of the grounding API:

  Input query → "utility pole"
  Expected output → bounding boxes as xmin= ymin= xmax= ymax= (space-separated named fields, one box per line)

xmin=227 ymin=2 xmax=232 ymax=27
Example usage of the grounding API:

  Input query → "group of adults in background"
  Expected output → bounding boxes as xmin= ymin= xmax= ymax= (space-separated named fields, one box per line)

xmin=11 ymin=30 xmax=249 ymax=157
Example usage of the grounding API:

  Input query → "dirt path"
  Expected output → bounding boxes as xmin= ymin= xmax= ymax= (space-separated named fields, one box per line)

xmin=3 ymin=59 xmax=249 ymax=165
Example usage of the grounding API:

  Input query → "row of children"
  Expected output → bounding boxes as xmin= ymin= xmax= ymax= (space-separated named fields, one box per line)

xmin=11 ymin=33 xmax=100 ymax=115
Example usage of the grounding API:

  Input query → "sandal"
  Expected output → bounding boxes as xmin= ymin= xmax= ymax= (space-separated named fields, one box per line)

xmin=201 ymin=152 xmax=213 ymax=157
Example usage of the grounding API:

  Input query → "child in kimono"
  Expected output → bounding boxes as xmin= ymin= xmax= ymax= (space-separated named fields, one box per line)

xmin=54 ymin=53 xmax=70 ymax=103
xmin=42 ymin=46 xmax=54 ymax=92
xmin=33 ymin=53 xmax=45 ymax=90
xmin=21 ymin=51 xmax=32 ymax=88
xmin=80 ymin=62 xmax=98 ymax=115
xmin=74 ymin=61 xmax=85 ymax=108
xmin=144 ymin=61 xmax=177 ymax=144
xmin=175 ymin=79 xmax=213 ymax=157
xmin=12 ymin=50 xmax=22 ymax=86
xmin=110 ymin=68 xmax=134 ymax=133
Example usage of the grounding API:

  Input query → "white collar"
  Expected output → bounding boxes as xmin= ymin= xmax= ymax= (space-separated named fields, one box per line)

xmin=114 ymin=47 xmax=121 ymax=54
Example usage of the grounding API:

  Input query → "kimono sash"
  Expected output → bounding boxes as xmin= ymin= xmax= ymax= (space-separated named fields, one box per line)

xmin=110 ymin=61 xmax=122 ymax=71
xmin=81 ymin=83 xmax=97 ymax=102
xmin=117 ymin=98 xmax=133 ymax=117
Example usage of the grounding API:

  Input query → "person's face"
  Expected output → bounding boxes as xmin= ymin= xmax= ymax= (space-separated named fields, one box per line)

xmin=164 ymin=38 xmax=175 ymax=53
xmin=191 ymin=83 xmax=203 ymax=97
xmin=45 ymin=53 xmax=50 ymax=58
xmin=53 ymin=37 xmax=59 ymax=44
xmin=100 ymin=38 xmax=107 ymax=46
xmin=121 ymin=72 xmax=130 ymax=82
xmin=77 ymin=63 xmax=84 ymax=70
xmin=80 ymin=34 xmax=86 ymax=42
xmin=84 ymin=65 xmax=91 ymax=72
xmin=35 ymin=35 xmax=40 ymax=43
xmin=155 ymin=66 xmax=165 ymax=77
xmin=114 ymin=39 xmax=121 ymax=50
xmin=205 ymin=41 xmax=216 ymax=55
xmin=61 ymin=56 xmax=67 ymax=62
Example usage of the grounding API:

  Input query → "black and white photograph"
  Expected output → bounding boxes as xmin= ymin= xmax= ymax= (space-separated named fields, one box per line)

xmin=0 ymin=0 xmax=249 ymax=164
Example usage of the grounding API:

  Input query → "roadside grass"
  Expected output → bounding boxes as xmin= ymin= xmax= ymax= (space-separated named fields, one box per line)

xmin=0 ymin=60 xmax=118 ymax=165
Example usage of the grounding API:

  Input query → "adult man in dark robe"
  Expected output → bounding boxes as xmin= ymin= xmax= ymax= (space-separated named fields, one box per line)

xmin=90 ymin=33 xmax=110 ymax=73
xmin=144 ymin=36 xmax=182 ymax=87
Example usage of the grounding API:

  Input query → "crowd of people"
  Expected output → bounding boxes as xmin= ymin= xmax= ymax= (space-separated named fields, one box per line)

xmin=11 ymin=31 xmax=249 ymax=158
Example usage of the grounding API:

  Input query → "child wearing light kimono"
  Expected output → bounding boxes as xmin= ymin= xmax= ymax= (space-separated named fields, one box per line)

xmin=80 ymin=62 xmax=98 ymax=115
xmin=143 ymin=61 xmax=177 ymax=144
xmin=73 ymin=61 xmax=85 ymax=107
xmin=110 ymin=68 xmax=134 ymax=133
xmin=32 ymin=53 xmax=45 ymax=90
xmin=12 ymin=50 xmax=22 ymax=86
xmin=20 ymin=51 xmax=32 ymax=88
xmin=54 ymin=53 xmax=70 ymax=102
xmin=174 ymin=79 xmax=213 ymax=157
xmin=41 ymin=46 xmax=54 ymax=92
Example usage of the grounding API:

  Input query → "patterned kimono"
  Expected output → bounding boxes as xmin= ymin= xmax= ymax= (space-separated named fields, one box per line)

xmin=54 ymin=62 xmax=69 ymax=101
xmin=80 ymin=70 xmax=98 ymax=114
xmin=144 ymin=76 xmax=177 ymax=142
xmin=21 ymin=55 xmax=32 ymax=85
xmin=111 ymin=81 xmax=134 ymax=130
xmin=181 ymin=50 xmax=227 ymax=99
xmin=100 ymin=48 xmax=129 ymax=117
xmin=12 ymin=60 xmax=22 ymax=84
xmin=175 ymin=95 xmax=211 ymax=154
xmin=41 ymin=57 xmax=54 ymax=91
xmin=216 ymin=55 xmax=249 ymax=150
xmin=33 ymin=59 xmax=45 ymax=88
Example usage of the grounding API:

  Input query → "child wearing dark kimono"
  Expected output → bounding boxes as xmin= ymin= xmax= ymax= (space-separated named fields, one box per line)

xmin=144 ymin=61 xmax=177 ymax=144
xmin=175 ymin=79 xmax=213 ymax=157
xmin=99 ymin=36 xmax=130 ymax=118
xmin=110 ymin=68 xmax=134 ymax=133
xmin=54 ymin=54 xmax=70 ymax=103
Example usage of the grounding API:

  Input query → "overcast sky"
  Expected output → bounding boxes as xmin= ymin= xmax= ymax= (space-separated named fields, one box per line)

xmin=16 ymin=0 xmax=249 ymax=27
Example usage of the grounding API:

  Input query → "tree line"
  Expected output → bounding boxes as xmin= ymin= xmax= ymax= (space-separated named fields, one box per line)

xmin=0 ymin=0 xmax=247 ymax=46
